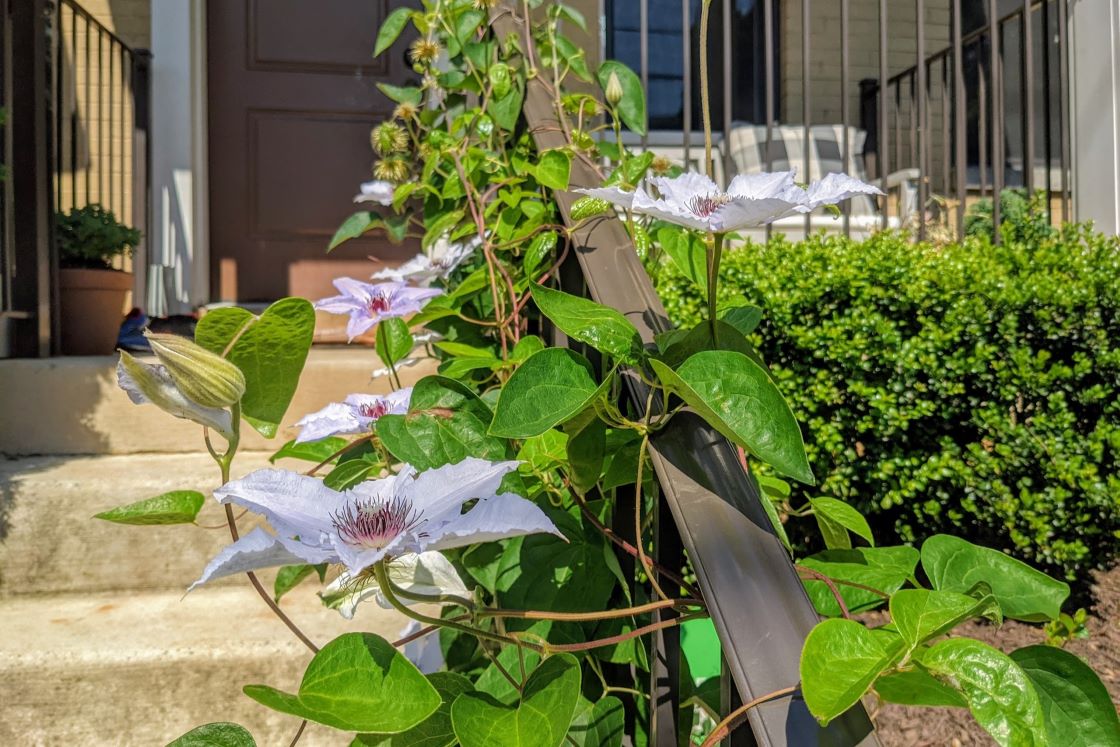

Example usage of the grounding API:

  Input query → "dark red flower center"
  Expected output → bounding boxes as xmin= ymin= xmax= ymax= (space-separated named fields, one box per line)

xmin=332 ymin=495 xmax=424 ymax=550
xmin=687 ymin=193 xmax=732 ymax=218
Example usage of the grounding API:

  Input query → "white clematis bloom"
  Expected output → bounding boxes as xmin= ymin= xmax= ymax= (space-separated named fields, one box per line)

xmin=320 ymin=551 xmax=470 ymax=619
xmin=354 ymin=179 xmax=396 ymax=206
xmin=293 ymin=388 xmax=413 ymax=443
xmin=399 ymin=619 xmax=445 ymax=674
xmin=576 ymin=170 xmax=882 ymax=233
xmin=116 ymin=352 xmax=235 ymax=440
xmin=372 ymin=234 xmax=482 ymax=287
xmin=190 ymin=458 xmax=563 ymax=603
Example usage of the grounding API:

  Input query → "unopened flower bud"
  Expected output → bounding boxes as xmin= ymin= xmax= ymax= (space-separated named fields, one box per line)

xmin=605 ymin=72 xmax=624 ymax=107
xmin=117 ymin=352 xmax=235 ymax=439
xmin=146 ymin=332 xmax=246 ymax=408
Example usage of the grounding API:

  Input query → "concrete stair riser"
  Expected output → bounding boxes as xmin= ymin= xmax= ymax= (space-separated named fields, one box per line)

xmin=0 ymin=347 xmax=438 ymax=456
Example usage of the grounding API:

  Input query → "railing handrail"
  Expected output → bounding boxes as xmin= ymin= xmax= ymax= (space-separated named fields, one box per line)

xmin=59 ymin=0 xmax=139 ymax=55
xmin=492 ymin=7 xmax=879 ymax=746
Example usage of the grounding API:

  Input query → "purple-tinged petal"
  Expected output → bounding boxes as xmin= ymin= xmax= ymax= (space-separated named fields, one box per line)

xmin=631 ymin=188 xmax=714 ymax=231
xmin=312 ymin=294 xmax=362 ymax=314
xmin=710 ymin=196 xmax=804 ymax=232
xmin=354 ymin=179 xmax=395 ymax=206
xmin=574 ymin=185 xmax=637 ymax=210
xmin=422 ymin=493 xmax=565 ymax=552
xmin=646 ymin=172 xmax=720 ymax=204
xmin=372 ymin=254 xmax=441 ymax=286
xmin=188 ymin=527 xmax=310 ymax=591
xmin=294 ymin=401 xmax=365 ymax=443
xmin=401 ymin=457 xmax=521 ymax=520
xmin=214 ymin=468 xmax=346 ymax=544
xmin=801 ymin=172 xmax=884 ymax=212
xmin=401 ymin=620 xmax=445 ymax=674
xmin=725 ymin=171 xmax=797 ymax=199
xmin=345 ymin=313 xmax=378 ymax=342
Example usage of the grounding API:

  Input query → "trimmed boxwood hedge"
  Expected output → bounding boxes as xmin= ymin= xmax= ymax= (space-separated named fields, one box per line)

xmin=653 ymin=224 xmax=1120 ymax=582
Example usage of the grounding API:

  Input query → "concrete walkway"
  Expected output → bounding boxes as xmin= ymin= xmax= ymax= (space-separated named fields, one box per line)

xmin=0 ymin=451 xmax=415 ymax=746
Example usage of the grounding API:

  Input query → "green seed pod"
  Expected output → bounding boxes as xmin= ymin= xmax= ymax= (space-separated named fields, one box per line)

xmin=146 ymin=332 xmax=246 ymax=408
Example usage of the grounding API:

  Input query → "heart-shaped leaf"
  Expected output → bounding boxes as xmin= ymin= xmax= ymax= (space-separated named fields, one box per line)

xmin=244 ymin=633 xmax=439 ymax=733
xmin=530 ymin=283 xmax=643 ymax=364
xmin=167 ymin=722 xmax=256 ymax=747
xmin=566 ymin=696 xmax=625 ymax=747
xmin=920 ymin=534 xmax=1070 ymax=622
xmin=374 ymin=7 xmax=414 ymax=56
xmin=800 ymin=618 xmax=905 ymax=724
xmin=651 ymin=351 xmax=813 ymax=484
xmin=195 ymin=298 xmax=315 ymax=438
xmin=890 ymin=588 xmax=1001 ymax=652
xmin=656 ymin=227 xmax=706 ymax=292
xmin=1010 ymin=645 xmax=1120 ymax=747
xmin=810 ymin=496 xmax=874 ymax=549
xmin=377 ymin=376 xmax=508 ymax=470
xmin=919 ymin=638 xmax=1047 ymax=746
xmin=94 ymin=490 xmax=205 ymax=526
xmin=269 ymin=437 xmax=348 ymax=465
xmin=536 ymin=150 xmax=572 ymax=191
xmin=451 ymin=654 xmax=582 ymax=747
xmin=799 ymin=546 xmax=919 ymax=616
xmin=354 ymin=672 xmax=475 ymax=747
xmin=490 ymin=349 xmax=604 ymax=438
xmin=377 ymin=317 xmax=414 ymax=369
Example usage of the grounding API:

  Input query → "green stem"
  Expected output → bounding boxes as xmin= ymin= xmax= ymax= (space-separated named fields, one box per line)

xmin=707 ymin=231 xmax=725 ymax=337
xmin=699 ymin=0 xmax=715 ymax=180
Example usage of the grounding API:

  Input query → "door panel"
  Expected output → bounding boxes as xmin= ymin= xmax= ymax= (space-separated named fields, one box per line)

xmin=207 ymin=0 xmax=417 ymax=302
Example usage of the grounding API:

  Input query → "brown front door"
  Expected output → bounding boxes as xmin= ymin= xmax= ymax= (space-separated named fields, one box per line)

xmin=207 ymin=0 xmax=416 ymax=303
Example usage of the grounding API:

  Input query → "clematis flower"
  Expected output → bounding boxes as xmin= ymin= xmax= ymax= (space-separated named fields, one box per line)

xmin=189 ymin=457 xmax=563 ymax=593
xmin=399 ymin=619 xmax=445 ymax=674
xmin=117 ymin=352 xmax=235 ymax=440
xmin=354 ymin=179 xmax=395 ymax=206
xmin=372 ymin=234 xmax=481 ymax=287
xmin=314 ymin=278 xmax=443 ymax=341
xmin=293 ymin=388 xmax=413 ymax=443
xmin=576 ymin=170 xmax=882 ymax=233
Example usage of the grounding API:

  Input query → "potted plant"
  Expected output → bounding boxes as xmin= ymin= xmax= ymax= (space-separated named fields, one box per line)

xmin=56 ymin=204 xmax=140 ymax=355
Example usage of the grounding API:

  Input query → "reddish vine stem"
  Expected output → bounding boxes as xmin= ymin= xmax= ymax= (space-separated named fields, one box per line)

xmin=547 ymin=612 xmax=706 ymax=653
xmin=390 ymin=615 xmax=472 ymax=648
xmin=479 ymin=596 xmax=704 ymax=622
xmin=795 ymin=566 xmax=852 ymax=619
xmin=304 ymin=434 xmax=374 ymax=477
xmin=699 ymin=685 xmax=799 ymax=747
xmin=287 ymin=720 xmax=307 ymax=747
xmin=795 ymin=565 xmax=891 ymax=599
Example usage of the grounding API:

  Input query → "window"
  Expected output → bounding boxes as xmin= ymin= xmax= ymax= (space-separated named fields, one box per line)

xmin=605 ymin=0 xmax=778 ymax=131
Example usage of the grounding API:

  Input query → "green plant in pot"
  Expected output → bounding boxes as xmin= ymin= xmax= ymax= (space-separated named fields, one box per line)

xmin=56 ymin=204 xmax=140 ymax=355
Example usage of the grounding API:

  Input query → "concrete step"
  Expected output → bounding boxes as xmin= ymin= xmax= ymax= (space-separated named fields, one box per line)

xmin=0 ymin=452 xmax=317 ymax=596
xmin=0 ymin=346 xmax=438 ymax=456
xmin=0 ymin=583 xmax=418 ymax=746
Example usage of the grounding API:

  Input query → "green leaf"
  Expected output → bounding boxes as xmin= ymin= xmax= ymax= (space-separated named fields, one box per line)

xmin=799 ymin=546 xmax=920 ymax=617
xmin=523 ymin=231 xmax=558 ymax=278
xmin=656 ymin=319 xmax=761 ymax=369
xmin=375 ymin=7 xmax=414 ymax=56
xmin=451 ymin=654 xmax=582 ymax=747
xmin=810 ymin=497 xmax=874 ymax=550
xmin=269 ymin=437 xmax=349 ymax=465
xmin=920 ymin=534 xmax=1070 ymax=622
xmin=510 ymin=335 xmax=546 ymax=363
xmin=536 ymin=150 xmax=572 ymax=191
xmin=167 ymin=722 xmax=256 ymax=747
xmin=890 ymin=589 xmax=1001 ymax=651
xmin=1010 ymin=645 xmax=1120 ymax=747
xmin=874 ymin=669 xmax=968 ymax=708
xmin=422 ymin=210 xmax=466 ymax=251
xmin=565 ymin=410 xmax=606 ymax=494
xmin=274 ymin=564 xmax=327 ymax=603
xmin=377 ymin=376 xmax=508 ymax=470
xmin=489 ymin=349 xmax=602 ymax=438
xmin=354 ymin=672 xmax=475 ymax=747
xmin=244 ymin=632 xmax=440 ymax=732
xmin=323 ymin=458 xmax=379 ymax=491
xmin=718 ymin=304 xmax=764 ymax=336
xmin=567 ymin=696 xmax=625 ymax=747
xmin=569 ymin=196 xmax=612 ymax=221
xmin=376 ymin=317 xmax=414 ymax=369
xmin=919 ymin=638 xmax=1047 ymax=746
xmin=329 ymin=211 xmax=381 ymax=251
xmin=800 ymin=619 xmax=904 ymax=724
xmin=598 ymin=61 xmax=646 ymax=135
xmin=195 ymin=298 xmax=315 ymax=438
xmin=530 ymin=283 xmax=643 ymax=364
xmin=376 ymin=83 xmax=423 ymax=106
xmin=489 ymin=80 xmax=524 ymax=132
xmin=95 ymin=490 xmax=205 ymax=526
xmin=656 ymin=227 xmax=706 ymax=293
xmin=650 ymin=351 xmax=813 ymax=484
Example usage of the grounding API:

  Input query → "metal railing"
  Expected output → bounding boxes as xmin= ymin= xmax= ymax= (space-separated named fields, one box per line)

xmin=609 ymin=0 xmax=1072 ymax=242
xmin=496 ymin=7 xmax=880 ymax=745
xmin=0 ymin=0 xmax=150 ymax=357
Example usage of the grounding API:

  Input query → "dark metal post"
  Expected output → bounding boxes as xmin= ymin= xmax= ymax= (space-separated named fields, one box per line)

xmin=878 ymin=0 xmax=889 ymax=228
xmin=721 ymin=0 xmax=732 ymax=186
xmin=988 ymin=0 xmax=1002 ymax=240
xmin=952 ymin=0 xmax=967 ymax=238
xmin=131 ymin=49 xmax=152 ymax=312
xmin=840 ymin=0 xmax=850 ymax=237
xmin=802 ymin=0 xmax=811 ymax=235
xmin=1040 ymin=0 xmax=1053 ymax=223
xmin=682 ymin=0 xmax=691 ymax=169
xmin=649 ymin=485 xmax=683 ymax=744
xmin=1057 ymin=0 xmax=1070 ymax=222
xmin=1021 ymin=0 xmax=1034 ymax=197
xmin=764 ymin=0 xmax=774 ymax=241
xmin=639 ymin=0 xmax=649 ymax=151
xmin=9 ymin=0 xmax=55 ymax=357
xmin=916 ymin=0 xmax=927 ymax=239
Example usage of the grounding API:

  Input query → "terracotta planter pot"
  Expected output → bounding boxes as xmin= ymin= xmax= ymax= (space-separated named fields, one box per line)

xmin=59 ymin=268 xmax=133 ymax=356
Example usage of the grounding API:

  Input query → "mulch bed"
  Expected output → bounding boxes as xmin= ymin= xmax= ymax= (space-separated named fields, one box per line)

xmin=872 ymin=564 xmax=1120 ymax=745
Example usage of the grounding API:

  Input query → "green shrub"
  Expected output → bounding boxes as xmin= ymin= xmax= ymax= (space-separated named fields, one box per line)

xmin=654 ymin=226 xmax=1120 ymax=582
xmin=55 ymin=203 xmax=140 ymax=270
